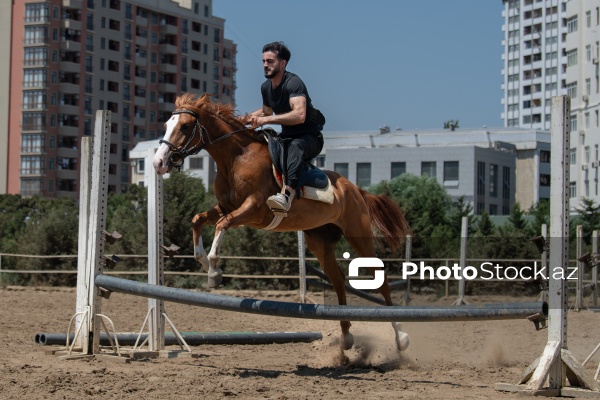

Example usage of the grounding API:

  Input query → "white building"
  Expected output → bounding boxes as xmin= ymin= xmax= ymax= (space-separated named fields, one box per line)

xmin=501 ymin=0 xmax=568 ymax=130
xmin=565 ymin=0 xmax=600 ymax=209
xmin=129 ymin=141 xmax=215 ymax=187
xmin=322 ymin=127 xmax=549 ymax=214
xmin=501 ymin=0 xmax=600 ymax=210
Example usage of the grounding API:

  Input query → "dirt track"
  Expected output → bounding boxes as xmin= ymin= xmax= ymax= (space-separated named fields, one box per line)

xmin=1 ymin=286 xmax=599 ymax=399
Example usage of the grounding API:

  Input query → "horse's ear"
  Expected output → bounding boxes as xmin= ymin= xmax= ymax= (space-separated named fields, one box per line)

xmin=200 ymin=93 xmax=211 ymax=103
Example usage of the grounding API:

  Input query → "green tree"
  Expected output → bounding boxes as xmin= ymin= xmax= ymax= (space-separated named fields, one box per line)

xmin=449 ymin=195 xmax=476 ymax=237
xmin=475 ymin=210 xmax=495 ymax=237
xmin=13 ymin=197 xmax=80 ymax=285
xmin=574 ymin=197 xmax=600 ymax=245
xmin=370 ymin=174 xmax=453 ymax=257
xmin=528 ymin=200 xmax=550 ymax=237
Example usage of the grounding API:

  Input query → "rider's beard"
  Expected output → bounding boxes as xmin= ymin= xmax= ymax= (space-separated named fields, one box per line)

xmin=264 ymin=65 xmax=280 ymax=79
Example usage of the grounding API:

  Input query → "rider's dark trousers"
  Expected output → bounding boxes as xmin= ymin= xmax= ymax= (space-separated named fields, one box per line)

xmin=281 ymin=132 xmax=323 ymax=190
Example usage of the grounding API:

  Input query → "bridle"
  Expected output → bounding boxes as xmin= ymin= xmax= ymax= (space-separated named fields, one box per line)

xmin=158 ymin=108 xmax=249 ymax=169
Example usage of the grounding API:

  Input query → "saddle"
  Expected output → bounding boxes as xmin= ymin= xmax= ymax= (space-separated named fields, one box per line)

xmin=263 ymin=129 xmax=334 ymax=205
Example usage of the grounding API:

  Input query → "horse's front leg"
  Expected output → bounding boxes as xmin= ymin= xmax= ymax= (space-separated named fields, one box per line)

xmin=192 ymin=206 xmax=222 ymax=285
xmin=204 ymin=197 xmax=264 ymax=288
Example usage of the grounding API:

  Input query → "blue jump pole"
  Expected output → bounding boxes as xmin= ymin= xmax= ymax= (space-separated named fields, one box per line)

xmin=95 ymin=275 xmax=547 ymax=323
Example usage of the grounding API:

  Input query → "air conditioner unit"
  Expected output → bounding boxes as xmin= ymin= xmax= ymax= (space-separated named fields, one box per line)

xmin=592 ymin=162 xmax=598 ymax=168
xmin=582 ymin=165 xmax=589 ymax=170
xmin=594 ymin=58 xmax=599 ymax=65
xmin=582 ymin=95 xmax=589 ymax=102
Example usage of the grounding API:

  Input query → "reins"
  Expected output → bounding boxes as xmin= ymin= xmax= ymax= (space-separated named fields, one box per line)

xmin=159 ymin=108 xmax=251 ymax=169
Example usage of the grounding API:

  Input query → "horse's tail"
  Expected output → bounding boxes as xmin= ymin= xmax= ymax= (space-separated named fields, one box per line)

xmin=359 ymin=189 xmax=410 ymax=251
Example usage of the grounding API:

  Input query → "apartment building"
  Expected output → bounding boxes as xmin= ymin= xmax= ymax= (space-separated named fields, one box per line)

xmin=1 ymin=0 xmax=236 ymax=197
xmin=501 ymin=0 xmax=568 ymax=130
xmin=502 ymin=0 xmax=600 ymax=210
xmin=565 ymin=0 xmax=600 ymax=209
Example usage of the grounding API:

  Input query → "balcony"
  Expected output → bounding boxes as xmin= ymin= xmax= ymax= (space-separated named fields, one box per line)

xmin=59 ymin=104 xmax=79 ymax=115
xmin=159 ymin=43 xmax=178 ymax=55
xmin=158 ymin=63 xmax=177 ymax=74
xmin=58 ymin=126 xmax=79 ymax=137
xmin=159 ymin=24 xmax=178 ymax=35
xmin=62 ymin=0 xmax=83 ymax=8
xmin=62 ymin=19 xmax=81 ymax=31
xmin=60 ymin=40 xmax=81 ymax=52
xmin=135 ymin=15 xmax=148 ymax=26
xmin=158 ymin=82 xmax=177 ymax=93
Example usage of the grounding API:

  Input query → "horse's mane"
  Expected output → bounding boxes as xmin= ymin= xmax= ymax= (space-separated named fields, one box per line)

xmin=175 ymin=93 xmax=250 ymax=133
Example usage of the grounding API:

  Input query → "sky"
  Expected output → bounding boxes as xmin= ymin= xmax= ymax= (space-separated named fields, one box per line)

xmin=213 ymin=0 xmax=505 ymax=132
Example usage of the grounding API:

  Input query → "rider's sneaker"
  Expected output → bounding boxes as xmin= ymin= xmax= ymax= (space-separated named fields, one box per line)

xmin=267 ymin=193 xmax=291 ymax=212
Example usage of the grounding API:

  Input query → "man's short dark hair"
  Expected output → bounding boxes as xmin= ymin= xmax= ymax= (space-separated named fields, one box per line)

xmin=262 ymin=41 xmax=291 ymax=62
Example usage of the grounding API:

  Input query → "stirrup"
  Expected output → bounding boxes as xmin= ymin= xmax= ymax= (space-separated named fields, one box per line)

xmin=267 ymin=193 xmax=291 ymax=217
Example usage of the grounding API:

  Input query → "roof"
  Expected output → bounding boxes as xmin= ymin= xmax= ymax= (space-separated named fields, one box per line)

xmin=322 ymin=127 xmax=550 ymax=151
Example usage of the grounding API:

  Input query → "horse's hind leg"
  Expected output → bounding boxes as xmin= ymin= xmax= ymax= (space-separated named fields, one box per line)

xmin=345 ymin=234 xmax=410 ymax=351
xmin=304 ymin=225 xmax=354 ymax=350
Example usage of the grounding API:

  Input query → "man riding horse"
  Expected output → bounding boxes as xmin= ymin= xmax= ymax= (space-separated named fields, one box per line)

xmin=248 ymin=41 xmax=325 ymax=215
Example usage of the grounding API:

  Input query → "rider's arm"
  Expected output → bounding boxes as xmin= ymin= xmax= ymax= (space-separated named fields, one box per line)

xmin=249 ymin=105 xmax=273 ymax=117
xmin=260 ymin=96 xmax=306 ymax=126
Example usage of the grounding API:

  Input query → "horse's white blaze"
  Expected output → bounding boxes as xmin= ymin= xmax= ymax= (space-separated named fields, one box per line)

xmin=153 ymin=114 xmax=179 ymax=175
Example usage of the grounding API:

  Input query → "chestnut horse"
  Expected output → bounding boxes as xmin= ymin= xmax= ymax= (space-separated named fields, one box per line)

xmin=153 ymin=93 xmax=410 ymax=351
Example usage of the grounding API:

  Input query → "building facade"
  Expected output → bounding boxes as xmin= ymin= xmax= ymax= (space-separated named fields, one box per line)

xmin=565 ymin=0 xmax=600 ymax=210
xmin=322 ymin=127 xmax=549 ymax=215
xmin=1 ymin=0 xmax=236 ymax=197
xmin=501 ymin=0 xmax=568 ymax=130
xmin=501 ymin=0 xmax=600 ymax=210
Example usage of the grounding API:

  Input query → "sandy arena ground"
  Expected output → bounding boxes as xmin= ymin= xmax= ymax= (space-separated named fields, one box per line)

xmin=1 ymin=285 xmax=600 ymax=399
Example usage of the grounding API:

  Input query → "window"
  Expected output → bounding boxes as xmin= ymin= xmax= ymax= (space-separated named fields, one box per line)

xmin=566 ymin=82 xmax=577 ymax=99
xmin=540 ymin=150 xmax=550 ymax=163
xmin=23 ymin=91 xmax=46 ymax=109
xmin=477 ymin=161 xmax=485 ymax=196
xmin=567 ymin=50 xmax=578 ymax=67
xmin=334 ymin=163 xmax=348 ymax=178
xmin=502 ymin=166 xmax=511 ymax=200
xmin=23 ymin=70 xmax=47 ymax=88
xmin=567 ymin=16 xmax=578 ymax=33
xmin=24 ymin=26 xmax=48 ymax=45
xmin=570 ymin=181 xmax=577 ymax=198
xmin=571 ymin=114 xmax=578 ymax=132
xmin=390 ymin=162 xmax=405 ymax=179
xmin=421 ymin=161 xmax=436 ymax=177
xmin=489 ymin=164 xmax=498 ymax=197
xmin=22 ymin=113 xmax=46 ymax=131
xmin=189 ymin=157 xmax=203 ymax=170
xmin=24 ymin=48 xmax=47 ymax=66
xmin=25 ymin=3 xmax=49 ymax=23
xmin=587 ymin=11 xmax=592 ymax=28
xmin=356 ymin=163 xmax=371 ymax=188
xmin=540 ymin=174 xmax=550 ymax=187
xmin=21 ymin=134 xmax=44 ymax=152
xmin=443 ymin=161 xmax=459 ymax=187
xmin=570 ymin=148 xmax=577 ymax=165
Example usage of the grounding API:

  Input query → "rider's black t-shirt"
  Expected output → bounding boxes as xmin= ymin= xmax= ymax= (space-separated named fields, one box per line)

xmin=261 ymin=71 xmax=319 ymax=138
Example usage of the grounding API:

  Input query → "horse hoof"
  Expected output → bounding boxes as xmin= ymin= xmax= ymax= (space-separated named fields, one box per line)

xmin=207 ymin=269 xmax=223 ymax=288
xmin=342 ymin=333 xmax=354 ymax=350
xmin=396 ymin=332 xmax=410 ymax=351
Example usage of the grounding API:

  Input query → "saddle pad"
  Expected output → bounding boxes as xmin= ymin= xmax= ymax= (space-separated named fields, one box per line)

xmin=272 ymin=166 xmax=334 ymax=204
